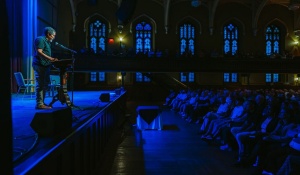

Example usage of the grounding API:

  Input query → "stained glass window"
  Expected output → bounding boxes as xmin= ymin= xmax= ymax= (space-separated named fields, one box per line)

xmin=89 ymin=19 xmax=107 ymax=82
xmin=224 ymin=73 xmax=238 ymax=82
xmin=223 ymin=23 xmax=238 ymax=56
xmin=135 ymin=22 xmax=152 ymax=54
xmin=135 ymin=72 xmax=151 ymax=82
xmin=179 ymin=23 xmax=195 ymax=55
xmin=266 ymin=73 xmax=279 ymax=82
xmin=180 ymin=72 xmax=195 ymax=82
xmin=135 ymin=21 xmax=152 ymax=82
xmin=179 ymin=23 xmax=195 ymax=81
xmin=265 ymin=25 xmax=280 ymax=56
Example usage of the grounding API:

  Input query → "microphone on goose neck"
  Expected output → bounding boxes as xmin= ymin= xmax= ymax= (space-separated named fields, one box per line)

xmin=55 ymin=42 xmax=77 ymax=54
xmin=55 ymin=42 xmax=66 ymax=49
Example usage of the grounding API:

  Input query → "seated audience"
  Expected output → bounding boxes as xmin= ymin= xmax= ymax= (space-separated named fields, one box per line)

xmin=239 ymin=108 xmax=293 ymax=168
xmin=163 ymin=89 xmax=177 ymax=106
xmin=258 ymin=130 xmax=300 ymax=175
xmin=201 ymin=97 xmax=245 ymax=140
xmin=220 ymin=99 xmax=259 ymax=151
xmin=232 ymin=96 xmax=280 ymax=167
xmin=277 ymin=155 xmax=300 ymax=175
xmin=198 ymin=95 xmax=233 ymax=134
xmin=187 ymin=89 xmax=211 ymax=123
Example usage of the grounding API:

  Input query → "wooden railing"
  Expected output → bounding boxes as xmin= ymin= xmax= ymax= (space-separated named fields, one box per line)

xmin=14 ymin=92 xmax=127 ymax=175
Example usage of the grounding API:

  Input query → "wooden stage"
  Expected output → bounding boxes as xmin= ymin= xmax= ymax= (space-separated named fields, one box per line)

xmin=12 ymin=90 xmax=127 ymax=175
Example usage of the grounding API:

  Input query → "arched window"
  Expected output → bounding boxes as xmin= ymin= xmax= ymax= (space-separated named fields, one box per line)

xmin=88 ymin=19 xmax=107 ymax=82
xmin=179 ymin=23 xmax=195 ymax=55
xmin=223 ymin=23 xmax=238 ymax=56
xmin=135 ymin=21 xmax=152 ymax=54
xmin=89 ymin=20 xmax=107 ymax=54
xmin=265 ymin=25 xmax=280 ymax=56
xmin=179 ymin=23 xmax=195 ymax=82
xmin=265 ymin=25 xmax=281 ymax=82
xmin=134 ymin=21 xmax=152 ymax=82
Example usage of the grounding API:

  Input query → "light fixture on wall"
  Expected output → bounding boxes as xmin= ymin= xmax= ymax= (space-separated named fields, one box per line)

xmin=295 ymin=77 xmax=299 ymax=86
xmin=119 ymin=37 xmax=123 ymax=49
xmin=289 ymin=0 xmax=300 ymax=10
xmin=117 ymin=72 xmax=122 ymax=86
xmin=191 ymin=0 xmax=201 ymax=7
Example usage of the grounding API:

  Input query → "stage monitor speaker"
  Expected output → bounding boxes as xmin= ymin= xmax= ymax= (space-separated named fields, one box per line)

xmin=30 ymin=107 xmax=72 ymax=137
xmin=99 ymin=93 xmax=110 ymax=102
xmin=116 ymin=0 xmax=137 ymax=24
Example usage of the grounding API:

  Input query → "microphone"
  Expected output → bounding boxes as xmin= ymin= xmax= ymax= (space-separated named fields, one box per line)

xmin=55 ymin=42 xmax=67 ymax=49
xmin=55 ymin=42 xmax=77 ymax=54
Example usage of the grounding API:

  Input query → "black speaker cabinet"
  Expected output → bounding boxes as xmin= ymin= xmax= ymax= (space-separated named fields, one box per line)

xmin=99 ymin=93 xmax=110 ymax=102
xmin=30 ymin=107 xmax=72 ymax=137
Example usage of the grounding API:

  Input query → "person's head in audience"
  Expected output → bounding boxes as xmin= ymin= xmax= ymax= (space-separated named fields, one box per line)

xmin=235 ymin=97 xmax=244 ymax=106
xmin=277 ymin=108 xmax=291 ymax=124
xmin=255 ymin=94 xmax=265 ymax=106
xmin=243 ymin=99 xmax=256 ymax=113
xmin=263 ymin=97 xmax=280 ymax=118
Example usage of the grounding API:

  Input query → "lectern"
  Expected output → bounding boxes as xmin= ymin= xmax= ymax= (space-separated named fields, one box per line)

xmin=49 ymin=59 xmax=73 ymax=107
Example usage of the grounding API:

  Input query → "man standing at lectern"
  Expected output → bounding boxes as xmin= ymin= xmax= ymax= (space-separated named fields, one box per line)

xmin=32 ymin=27 xmax=58 ymax=109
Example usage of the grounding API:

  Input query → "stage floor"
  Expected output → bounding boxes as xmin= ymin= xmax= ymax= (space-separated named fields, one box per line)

xmin=11 ymin=90 xmax=119 ymax=164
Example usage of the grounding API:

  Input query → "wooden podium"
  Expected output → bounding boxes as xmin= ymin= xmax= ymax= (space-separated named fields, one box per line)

xmin=49 ymin=59 xmax=73 ymax=107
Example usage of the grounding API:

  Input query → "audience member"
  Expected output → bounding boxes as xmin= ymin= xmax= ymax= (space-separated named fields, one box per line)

xmin=201 ymin=97 xmax=245 ymax=140
xmin=220 ymin=99 xmax=259 ymax=151
xmin=232 ymin=96 xmax=280 ymax=167
xmin=198 ymin=95 xmax=233 ymax=134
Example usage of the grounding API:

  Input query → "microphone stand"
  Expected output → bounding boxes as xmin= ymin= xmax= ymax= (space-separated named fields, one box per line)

xmin=69 ymin=50 xmax=82 ymax=110
xmin=59 ymin=44 xmax=82 ymax=110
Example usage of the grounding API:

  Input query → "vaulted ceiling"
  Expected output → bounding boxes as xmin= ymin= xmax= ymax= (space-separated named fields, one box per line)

xmin=70 ymin=0 xmax=299 ymax=34
xmin=159 ymin=0 xmax=291 ymax=8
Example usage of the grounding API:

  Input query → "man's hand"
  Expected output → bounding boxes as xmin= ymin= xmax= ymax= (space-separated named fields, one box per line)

xmin=51 ymin=58 xmax=58 ymax=62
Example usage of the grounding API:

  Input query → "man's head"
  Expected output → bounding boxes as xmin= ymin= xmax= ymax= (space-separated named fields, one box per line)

xmin=44 ymin=27 xmax=56 ymax=42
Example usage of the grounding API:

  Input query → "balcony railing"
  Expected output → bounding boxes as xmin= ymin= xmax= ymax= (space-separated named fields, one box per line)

xmin=58 ymin=53 xmax=300 ymax=73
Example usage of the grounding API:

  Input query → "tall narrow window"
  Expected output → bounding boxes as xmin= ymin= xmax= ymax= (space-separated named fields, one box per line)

xmin=135 ymin=21 xmax=152 ymax=82
xmin=224 ymin=73 xmax=230 ymax=82
xmin=265 ymin=25 xmax=280 ymax=56
xmin=266 ymin=73 xmax=279 ymax=83
xmin=179 ymin=23 xmax=195 ymax=80
xmin=231 ymin=73 xmax=238 ymax=82
xmin=223 ymin=23 xmax=238 ymax=56
xmin=135 ymin=21 xmax=152 ymax=54
xmin=266 ymin=73 xmax=272 ymax=83
xmin=88 ymin=19 xmax=107 ymax=82
xmin=135 ymin=72 xmax=151 ymax=82
xmin=180 ymin=72 xmax=195 ymax=82
xmin=89 ymin=20 xmax=106 ymax=54
xmin=265 ymin=25 xmax=280 ymax=82
xmin=224 ymin=73 xmax=238 ymax=82
xmin=273 ymin=74 xmax=279 ymax=82
xmin=179 ymin=23 xmax=195 ymax=55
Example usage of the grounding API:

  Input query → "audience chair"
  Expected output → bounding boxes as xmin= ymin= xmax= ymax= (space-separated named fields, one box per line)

xmin=14 ymin=72 xmax=35 ymax=99
xmin=49 ymin=75 xmax=60 ymax=97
